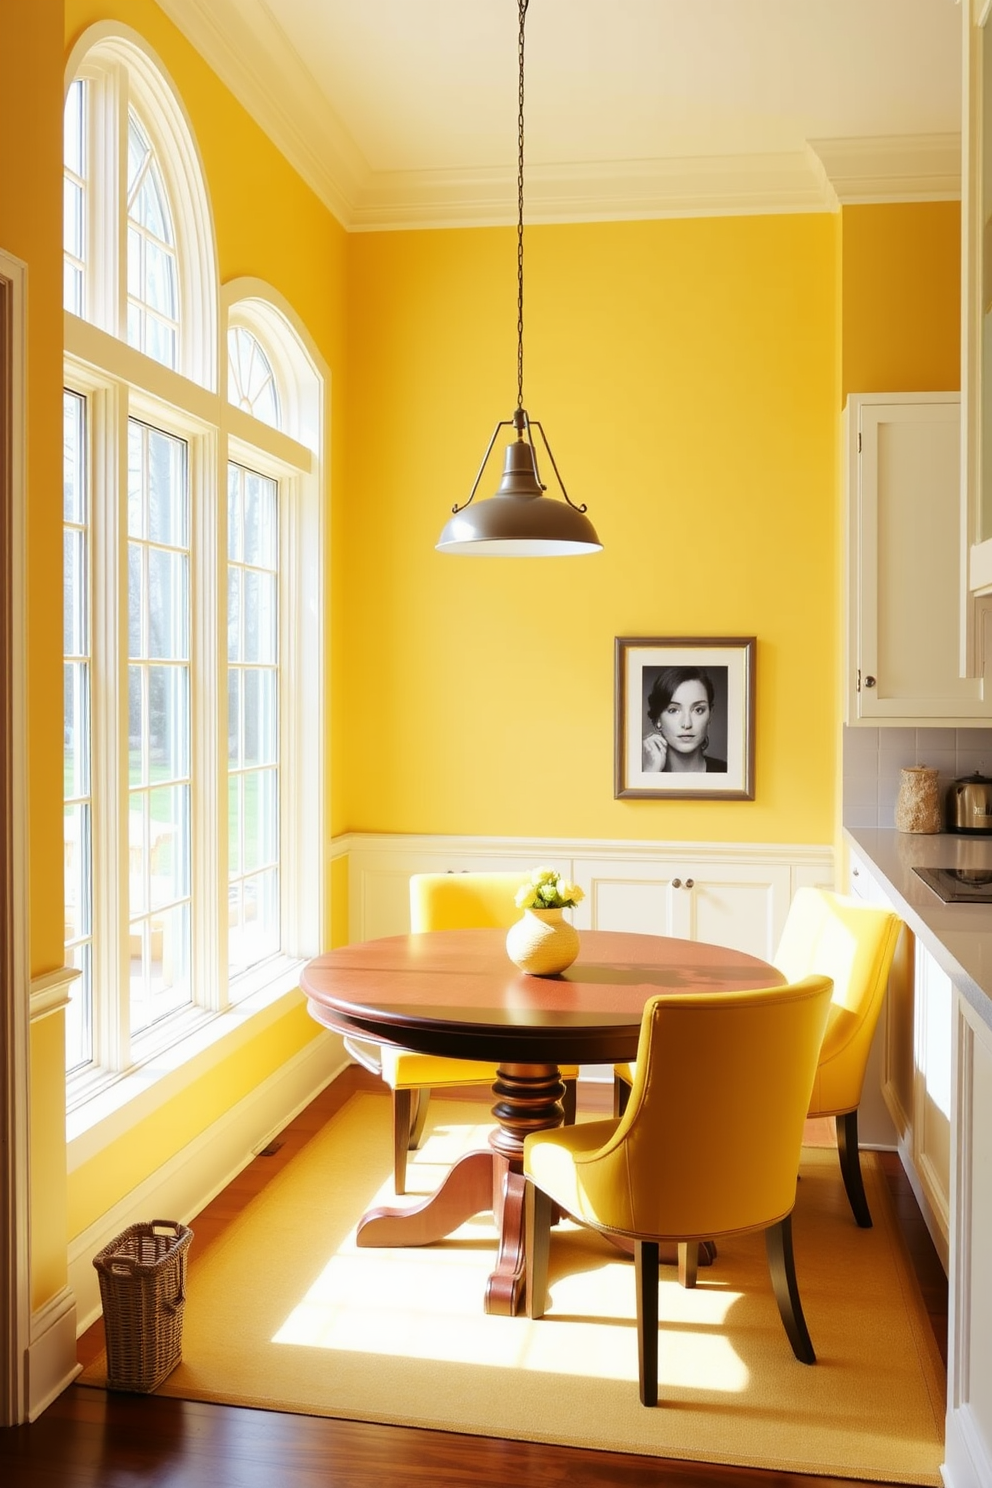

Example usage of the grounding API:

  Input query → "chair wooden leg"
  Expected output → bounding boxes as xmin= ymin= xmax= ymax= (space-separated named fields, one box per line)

xmin=409 ymin=1087 xmax=431 ymax=1149
xmin=836 ymin=1109 xmax=872 ymax=1228
xmin=677 ymin=1241 xmax=698 ymax=1289
xmin=613 ymin=1073 xmax=631 ymax=1118
xmin=525 ymin=1181 xmax=552 ymax=1319
xmin=634 ymin=1239 xmax=660 ymax=1406
xmin=765 ymin=1215 xmax=815 ymax=1364
xmin=392 ymin=1088 xmax=430 ymax=1194
xmin=392 ymin=1090 xmax=415 ymax=1194
xmin=562 ymin=1078 xmax=577 ymax=1125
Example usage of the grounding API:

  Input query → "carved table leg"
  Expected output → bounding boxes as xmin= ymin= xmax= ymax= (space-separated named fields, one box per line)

xmin=356 ymin=1148 xmax=495 ymax=1248
xmin=484 ymin=1063 xmax=566 ymax=1316
xmin=356 ymin=1061 xmax=567 ymax=1319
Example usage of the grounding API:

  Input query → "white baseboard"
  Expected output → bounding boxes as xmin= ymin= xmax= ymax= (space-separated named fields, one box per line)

xmin=70 ymin=1030 xmax=349 ymax=1331
xmin=28 ymin=1287 xmax=79 ymax=1421
xmin=944 ymin=1402 xmax=991 ymax=1488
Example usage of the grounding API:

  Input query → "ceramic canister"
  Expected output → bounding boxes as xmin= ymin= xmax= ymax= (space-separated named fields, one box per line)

xmin=894 ymin=766 xmax=941 ymax=834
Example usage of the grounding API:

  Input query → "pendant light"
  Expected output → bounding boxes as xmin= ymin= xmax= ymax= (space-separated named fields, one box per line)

xmin=436 ymin=0 xmax=603 ymax=556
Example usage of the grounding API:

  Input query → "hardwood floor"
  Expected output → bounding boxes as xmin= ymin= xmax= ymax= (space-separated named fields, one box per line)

xmin=2 ymin=1068 xmax=948 ymax=1488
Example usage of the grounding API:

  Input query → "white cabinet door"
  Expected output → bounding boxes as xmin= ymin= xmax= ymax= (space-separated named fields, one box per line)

xmin=573 ymin=857 xmax=790 ymax=964
xmin=846 ymin=393 xmax=989 ymax=724
xmin=914 ymin=941 xmax=952 ymax=1252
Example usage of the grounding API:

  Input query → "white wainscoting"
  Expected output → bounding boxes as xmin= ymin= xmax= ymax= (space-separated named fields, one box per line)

xmin=341 ymin=832 xmax=835 ymax=958
xmin=340 ymin=833 xmax=833 ymax=1087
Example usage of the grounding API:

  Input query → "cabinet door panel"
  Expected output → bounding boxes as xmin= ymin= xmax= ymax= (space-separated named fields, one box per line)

xmin=883 ymin=926 xmax=916 ymax=1140
xmin=915 ymin=944 xmax=952 ymax=1244
xmin=572 ymin=862 xmax=679 ymax=936
xmin=574 ymin=858 xmax=787 ymax=962
xmin=847 ymin=394 xmax=988 ymax=724
xmin=678 ymin=864 xmax=786 ymax=962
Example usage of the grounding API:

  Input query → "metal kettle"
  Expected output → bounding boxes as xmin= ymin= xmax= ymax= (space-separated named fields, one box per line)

xmin=946 ymin=772 xmax=992 ymax=834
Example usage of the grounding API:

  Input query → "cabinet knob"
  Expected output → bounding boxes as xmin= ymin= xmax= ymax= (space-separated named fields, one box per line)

xmin=864 ymin=675 xmax=876 ymax=688
xmin=685 ymin=878 xmax=694 ymax=889
xmin=671 ymin=878 xmax=681 ymax=889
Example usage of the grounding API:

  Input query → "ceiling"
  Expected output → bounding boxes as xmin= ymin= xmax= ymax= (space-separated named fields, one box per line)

xmin=157 ymin=0 xmax=963 ymax=231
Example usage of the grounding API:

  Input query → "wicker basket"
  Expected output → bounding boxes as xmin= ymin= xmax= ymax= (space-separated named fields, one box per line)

xmin=93 ymin=1220 xmax=193 ymax=1392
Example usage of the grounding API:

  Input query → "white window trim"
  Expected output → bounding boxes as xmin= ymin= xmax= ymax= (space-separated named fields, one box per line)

xmin=64 ymin=308 xmax=326 ymax=1115
xmin=66 ymin=23 xmax=219 ymax=390
xmin=63 ymin=46 xmax=327 ymax=1128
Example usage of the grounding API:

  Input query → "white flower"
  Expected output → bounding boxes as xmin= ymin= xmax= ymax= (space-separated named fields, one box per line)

xmin=515 ymin=869 xmax=584 ymax=911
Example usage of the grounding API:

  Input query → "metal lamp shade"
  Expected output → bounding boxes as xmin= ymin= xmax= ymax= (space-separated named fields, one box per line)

xmin=436 ymin=437 xmax=603 ymax=556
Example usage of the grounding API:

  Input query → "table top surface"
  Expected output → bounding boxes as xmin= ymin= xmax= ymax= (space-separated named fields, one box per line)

xmin=301 ymin=927 xmax=784 ymax=1064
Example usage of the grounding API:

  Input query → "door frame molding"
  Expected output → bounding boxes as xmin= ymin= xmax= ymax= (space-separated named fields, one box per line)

xmin=0 ymin=248 xmax=32 ymax=1426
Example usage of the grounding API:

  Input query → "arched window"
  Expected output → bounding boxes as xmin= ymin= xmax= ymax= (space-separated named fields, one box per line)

xmin=126 ymin=107 xmax=180 ymax=368
xmin=63 ymin=24 xmax=217 ymax=388
xmin=62 ymin=32 xmax=325 ymax=1102
xmin=228 ymin=327 xmax=280 ymax=428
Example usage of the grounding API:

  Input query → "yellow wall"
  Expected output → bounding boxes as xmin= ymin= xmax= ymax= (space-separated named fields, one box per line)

xmin=842 ymin=202 xmax=960 ymax=395
xmin=344 ymin=213 xmax=841 ymax=844
xmin=67 ymin=1001 xmax=318 ymax=1236
xmin=2 ymin=1 xmax=66 ymax=974
xmin=2 ymin=0 xmax=75 ymax=1311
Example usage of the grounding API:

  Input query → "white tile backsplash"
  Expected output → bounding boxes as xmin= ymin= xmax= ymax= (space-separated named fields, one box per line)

xmin=842 ymin=726 xmax=992 ymax=828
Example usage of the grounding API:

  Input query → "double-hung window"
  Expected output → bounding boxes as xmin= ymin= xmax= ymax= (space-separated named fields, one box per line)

xmin=62 ymin=32 xmax=324 ymax=1106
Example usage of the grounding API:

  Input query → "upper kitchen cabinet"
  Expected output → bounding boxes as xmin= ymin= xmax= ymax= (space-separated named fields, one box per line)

xmin=963 ymin=2 xmax=992 ymax=615
xmin=846 ymin=392 xmax=990 ymax=724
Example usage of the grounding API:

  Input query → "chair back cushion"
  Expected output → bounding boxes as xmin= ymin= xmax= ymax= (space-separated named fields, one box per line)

xmin=773 ymin=887 xmax=901 ymax=1117
xmin=527 ymin=976 xmax=833 ymax=1241
xmin=409 ymin=872 xmax=527 ymax=932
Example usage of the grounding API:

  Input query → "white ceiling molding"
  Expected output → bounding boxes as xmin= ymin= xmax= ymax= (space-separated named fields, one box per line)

xmin=808 ymin=133 xmax=961 ymax=205
xmin=155 ymin=0 xmax=366 ymax=225
xmin=350 ymin=149 xmax=840 ymax=233
xmin=155 ymin=0 xmax=960 ymax=231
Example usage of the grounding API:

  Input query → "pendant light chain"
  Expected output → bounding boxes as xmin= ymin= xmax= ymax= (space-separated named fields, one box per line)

xmin=434 ymin=0 xmax=601 ymax=551
xmin=516 ymin=0 xmax=528 ymax=413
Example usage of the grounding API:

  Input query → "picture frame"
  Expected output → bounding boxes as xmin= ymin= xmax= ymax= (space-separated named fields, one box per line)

xmin=614 ymin=636 xmax=756 ymax=800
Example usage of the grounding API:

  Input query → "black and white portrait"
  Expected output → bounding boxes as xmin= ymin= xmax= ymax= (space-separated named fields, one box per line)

xmin=615 ymin=638 xmax=755 ymax=800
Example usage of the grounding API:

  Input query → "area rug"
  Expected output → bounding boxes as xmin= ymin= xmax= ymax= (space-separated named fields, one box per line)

xmin=80 ymin=1093 xmax=946 ymax=1484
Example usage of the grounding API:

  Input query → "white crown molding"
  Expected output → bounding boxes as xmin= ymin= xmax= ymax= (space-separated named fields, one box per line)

xmin=154 ymin=0 xmax=365 ymax=227
xmin=350 ymin=148 xmax=840 ymax=232
xmin=808 ymin=132 xmax=961 ymax=205
xmin=153 ymin=0 xmax=960 ymax=228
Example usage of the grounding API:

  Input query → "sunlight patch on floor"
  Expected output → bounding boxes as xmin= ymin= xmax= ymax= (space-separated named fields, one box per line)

xmin=271 ymin=1111 xmax=751 ymax=1391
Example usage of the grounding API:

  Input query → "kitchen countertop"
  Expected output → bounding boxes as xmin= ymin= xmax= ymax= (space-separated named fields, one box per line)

xmin=845 ymin=826 xmax=992 ymax=1034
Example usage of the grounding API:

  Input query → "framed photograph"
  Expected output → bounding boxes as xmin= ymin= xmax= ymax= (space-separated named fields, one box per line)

xmin=614 ymin=636 xmax=756 ymax=800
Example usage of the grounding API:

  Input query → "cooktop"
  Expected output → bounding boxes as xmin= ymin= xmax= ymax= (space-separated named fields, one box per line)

xmin=913 ymin=866 xmax=992 ymax=904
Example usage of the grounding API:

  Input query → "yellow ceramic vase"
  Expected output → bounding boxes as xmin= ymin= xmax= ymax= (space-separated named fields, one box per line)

xmin=505 ymin=907 xmax=579 ymax=976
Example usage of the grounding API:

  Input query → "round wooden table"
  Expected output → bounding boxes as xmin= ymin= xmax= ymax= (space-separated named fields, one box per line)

xmin=301 ymin=927 xmax=784 ymax=1315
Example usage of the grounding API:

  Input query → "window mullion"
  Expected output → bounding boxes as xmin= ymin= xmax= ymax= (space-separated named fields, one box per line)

xmin=89 ymin=379 xmax=131 ymax=1071
xmin=278 ymin=477 xmax=301 ymax=956
xmin=191 ymin=429 xmax=223 ymax=1010
xmin=113 ymin=63 xmax=129 ymax=344
xmin=82 ymin=63 xmax=123 ymax=339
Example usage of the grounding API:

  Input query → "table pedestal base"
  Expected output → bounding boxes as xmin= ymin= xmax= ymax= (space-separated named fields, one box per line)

xmin=355 ymin=1061 xmax=714 ymax=1315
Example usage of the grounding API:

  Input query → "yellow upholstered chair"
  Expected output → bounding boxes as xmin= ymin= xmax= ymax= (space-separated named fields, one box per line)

xmin=613 ymin=887 xmax=902 ymax=1227
xmin=524 ymin=976 xmax=834 ymax=1406
xmin=346 ymin=872 xmax=578 ymax=1194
